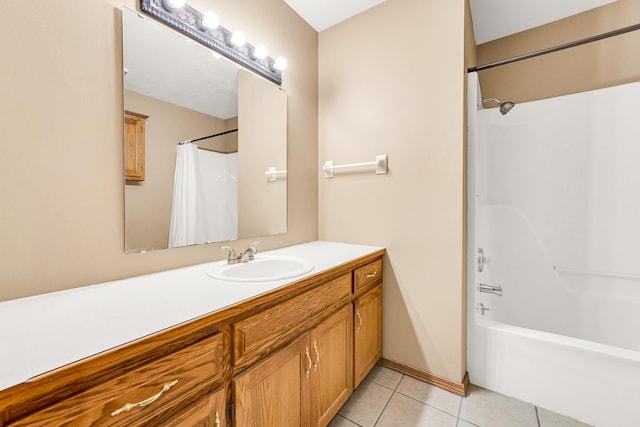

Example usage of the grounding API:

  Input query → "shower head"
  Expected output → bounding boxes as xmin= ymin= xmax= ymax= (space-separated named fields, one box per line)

xmin=481 ymin=98 xmax=516 ymax=115
xmin=500 ymin=101 xmax=515 ymax=115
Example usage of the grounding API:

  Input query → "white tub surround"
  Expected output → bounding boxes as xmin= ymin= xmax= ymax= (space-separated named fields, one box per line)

xmin=467 ymin=72 xmax=640 ymax=427
xmin=0 ymin=241 xmax=384 ymax=392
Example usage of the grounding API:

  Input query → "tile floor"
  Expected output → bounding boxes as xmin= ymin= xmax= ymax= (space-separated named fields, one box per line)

xmin=329 ymin=365 xmax=592 ymax=427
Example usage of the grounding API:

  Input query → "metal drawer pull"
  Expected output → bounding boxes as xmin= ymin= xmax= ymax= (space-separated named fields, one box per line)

xmin=214 ymin=411 xmax=221 ymax=427
xmin=478 ymin=283 xmax=502 ymax=296
xmin=305 ymin=347 xmax=312 ymax=379
xmin=111 ymin=380 xmax=179 ymax=417
xmin=366 ymin=271 xmax=377 ymax=278
xmin=313 ymin=341 xmax=320 ymax=371
xmin=356 ymin=310 xmax=363 ymax=333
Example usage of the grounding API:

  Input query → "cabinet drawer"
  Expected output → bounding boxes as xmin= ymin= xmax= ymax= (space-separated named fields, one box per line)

xmin=157 ymin=388 xmax=226 ymax=427
xmin=11 ymin=333 xmax=224 ymax=427
xmin=233 ymin=273 xmax=352 ymax=367
xmin=354 ymin=258 xmax=382 ymax=295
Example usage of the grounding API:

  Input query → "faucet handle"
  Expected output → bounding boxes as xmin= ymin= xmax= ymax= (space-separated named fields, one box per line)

xmin=247 ymin=241 xmax=260 ymax=253
xmin=241 ymin=241 xmax=260 ymax=262
xmin=220 ymin=245 xmax=238 ymax=264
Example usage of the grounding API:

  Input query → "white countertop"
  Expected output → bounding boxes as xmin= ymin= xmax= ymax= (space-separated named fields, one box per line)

xmin=0 ymin=241 xmax=383 ymax=392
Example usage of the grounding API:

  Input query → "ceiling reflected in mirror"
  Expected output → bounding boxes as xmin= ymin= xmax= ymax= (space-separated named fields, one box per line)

xmin=124 ymin=8 xmax=238 ymax=119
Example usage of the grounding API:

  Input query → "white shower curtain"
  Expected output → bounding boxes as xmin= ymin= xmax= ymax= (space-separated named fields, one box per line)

xmin=168 ymin=143 xmax=210 ymax=248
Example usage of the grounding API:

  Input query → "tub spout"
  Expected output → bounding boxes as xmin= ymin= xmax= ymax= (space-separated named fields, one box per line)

xmin=478 ymin=283 xmax=502 ymax=296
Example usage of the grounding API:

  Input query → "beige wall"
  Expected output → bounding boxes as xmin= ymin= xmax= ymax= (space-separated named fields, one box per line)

xmin=476 ymin=0 xmax=640 ymax=104
xmin=319 ymin=0 xmax=467 ymax=383
xmin=124 ymin=90 xmax=229 ymax=251
xmin=0 ymin=0 xmax=318 ymax=301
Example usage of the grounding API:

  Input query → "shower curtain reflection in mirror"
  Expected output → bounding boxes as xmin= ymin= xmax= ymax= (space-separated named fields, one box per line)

xmin=168 ymin=143 xmax=238 ymax=248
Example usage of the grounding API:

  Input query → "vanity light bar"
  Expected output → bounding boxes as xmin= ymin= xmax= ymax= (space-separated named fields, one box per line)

xmin=140 ymin=0 xmax=285 ymax=85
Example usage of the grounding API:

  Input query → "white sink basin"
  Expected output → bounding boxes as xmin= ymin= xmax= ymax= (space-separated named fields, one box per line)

xmin=206 ymin=255 xmax=314 ymax=282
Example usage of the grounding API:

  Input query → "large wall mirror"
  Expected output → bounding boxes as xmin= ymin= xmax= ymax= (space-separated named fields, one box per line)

xmin=123 ymin=8 xmax=287 ymax=253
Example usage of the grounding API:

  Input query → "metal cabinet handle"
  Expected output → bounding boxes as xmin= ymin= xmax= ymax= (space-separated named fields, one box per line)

xmin=111 ymin=380 xmax=178 ymax=417
xmin=356 ymin=310 xmax=363 ymax=333
xmin=366 ymin=271 xmax=377 ymax=278
xmin=214 ymin=411 xmax=221 ymax=427
xmin=313 ymin=341 xmax=320 ymax=372
xmin=305 ymin=346 xmax=312 ymax=379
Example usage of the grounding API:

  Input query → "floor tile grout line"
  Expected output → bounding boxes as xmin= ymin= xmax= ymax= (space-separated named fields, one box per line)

xmin=392 ymin=389 xmax=462 ymax=418
xmin=363 ymin=377 xmax=400 ymax=393
xmin=456 ymin=394 xmax=463 ymax=426
xmin=535 ymin=406 xmax=541 ymax=427
xmin=371 ymin=383 xmax=398 ymax=427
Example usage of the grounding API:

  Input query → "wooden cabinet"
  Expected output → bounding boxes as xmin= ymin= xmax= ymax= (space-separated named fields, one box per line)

xmin=232 ymin=273 xmax=352 ymax=368
xmin=354 ymin=284 xmax=383 ymax=388
xmin=10 ymin=333 xmax=224 ymax=426
xmin=353 ymin=258 xmax=382 ymax=296
xmin=233 ymin=305 xmax=353 ymax=427
xmin=0 ymin=252 xmax=384 ymax=427
xmin=232 ymin=334 xmax=310 ymax=427
xmin=125 ymin=111 xmax=148 ymax=181
xmin=309 ymin=304 xmax=353 ymax=427
xmin=157 ymin=388 xmax=226 ymax=427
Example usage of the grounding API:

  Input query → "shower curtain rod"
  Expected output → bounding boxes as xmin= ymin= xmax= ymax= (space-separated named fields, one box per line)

xmin=180 ymin=128 xmax=238 ymax=144
xmin=468 ymin=22 xmax=640 ymax=73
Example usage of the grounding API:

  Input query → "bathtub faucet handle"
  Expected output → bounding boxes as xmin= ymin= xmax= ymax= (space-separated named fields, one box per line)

xmin=478 ymin=248 xmax=489 ymax=272
xmin=478 ymin=303 xmax=490 ymax=315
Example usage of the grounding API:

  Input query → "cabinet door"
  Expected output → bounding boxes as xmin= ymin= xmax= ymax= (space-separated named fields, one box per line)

xmin=124 ymin=111 xmax=147 ymax=181
xmin=354 ymin=285 xmax=383 ymax=387
xmin=157 ymin=388 xmax=226 ymax=427
xmin=310 ymin=305 xmax=353 ymax=427
xmin=233 ymin=334 xmax=311 ymax=427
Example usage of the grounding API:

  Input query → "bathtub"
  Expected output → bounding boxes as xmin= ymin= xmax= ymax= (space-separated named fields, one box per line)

xmin=466 ymin=315 xmax=640 ymax=426
xmin=467 ymin=205 xmax=640 ymax=426
xmin=466 ymin=72 xmax=640 ymax=427
xmin=467 ymin=207 xmax=640 ymax=427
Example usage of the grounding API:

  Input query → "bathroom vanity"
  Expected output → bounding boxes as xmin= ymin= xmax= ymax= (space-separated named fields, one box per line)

xmin=0 ymin=242 xmax=384 ymax=426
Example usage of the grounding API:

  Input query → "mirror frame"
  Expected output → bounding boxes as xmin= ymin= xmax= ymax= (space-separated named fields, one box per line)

xmin=140 ymin=0 xmax=282 ymax=85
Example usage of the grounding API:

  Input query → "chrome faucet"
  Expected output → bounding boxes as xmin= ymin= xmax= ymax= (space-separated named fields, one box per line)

xmin=220 ymin=241 xmax=260 ymax=264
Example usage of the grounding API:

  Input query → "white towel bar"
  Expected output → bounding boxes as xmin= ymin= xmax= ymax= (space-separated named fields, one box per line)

xmin=323 ymin=154 xmax=388 ymax=178
xmin=265 ymin=167 xmax=287 ymax=182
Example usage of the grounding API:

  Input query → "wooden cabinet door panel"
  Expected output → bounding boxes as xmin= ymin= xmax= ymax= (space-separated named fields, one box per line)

xmin=354 ymin=285 xmax=383 ymax=387
xmin=124 ymin=112 xmax=147 ymax=181
xmin=310 ymin=305 xmax=353 ymax=427
xmin=233 ymin=334 xmax=311 ymax=427
xmin=157 ymin=388 xmax=225 ymax=427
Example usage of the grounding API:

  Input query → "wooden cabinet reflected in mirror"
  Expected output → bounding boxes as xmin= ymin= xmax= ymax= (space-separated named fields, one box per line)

xmin=122 ymin=8 xmax=287 ymax=253
xmin=124 ymin=111 xmax=148 ymax=182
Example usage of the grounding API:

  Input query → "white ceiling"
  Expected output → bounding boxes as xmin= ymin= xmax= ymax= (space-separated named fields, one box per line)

xmin=283 ymin=0 xmax=387 ymax=32
xmin=284 ymin=0 xmax=618 ymax=42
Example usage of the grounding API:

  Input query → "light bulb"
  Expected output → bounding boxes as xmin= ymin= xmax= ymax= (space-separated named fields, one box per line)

xmin=274 ymin=57 xmax=287 ymax=71
xmin=230 ymin=31 xmax=246 ymax=47
xmin=211 ymin=52 xmax=222 ymax=59
xmin=202 ymin=11 xmax=219 ymax=29
xmin=165 ymin=0 xmax=185 ymax=8
xmin=254 ymin=44 xmax=268 ymax=59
